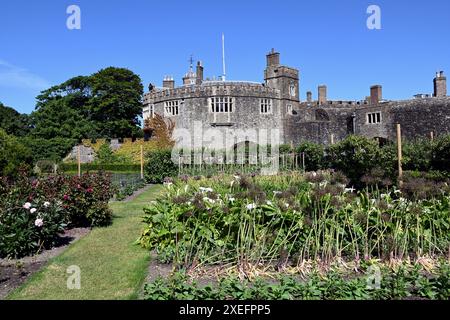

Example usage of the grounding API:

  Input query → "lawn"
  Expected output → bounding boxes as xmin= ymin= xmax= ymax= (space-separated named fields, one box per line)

xmin=7 ymin=185 xmax=163 ymax=300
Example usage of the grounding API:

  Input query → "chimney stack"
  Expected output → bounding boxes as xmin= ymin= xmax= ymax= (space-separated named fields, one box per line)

xmin=266 ymin=48 xmax=280 ymax=67
xmin=434 ymin=71 xmax=447 ymax=97
xmin=163 ymin=76 xmax=175 ymax=89
xmin=370 ymin=85 xmax=382 ymax=105
xmin=196 ymin=61 xmax=204 ymax=85
xmin=306 ymin=91 xmax=312 ymax=103
xmin=318 ymin=85 xmax=327 ymax=105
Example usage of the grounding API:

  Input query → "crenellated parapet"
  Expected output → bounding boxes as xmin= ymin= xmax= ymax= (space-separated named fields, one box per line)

xmin=144 ymin=81 xmax=281 ymax=105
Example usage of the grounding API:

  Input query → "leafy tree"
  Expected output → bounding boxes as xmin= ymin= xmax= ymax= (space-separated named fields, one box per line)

xmin=95 ymin=143 xmax=119 ymax=164
xmin=296 ymin=142 xmax=325 ymax=171
xmin=30 ymin=68 xmax=144 ymax=141
xmin=89 ymin=67 xmax=143 ymax=138
xmin=0 ymin=102 xmax=30 ymax=136
xmin=21 ymin=137 xmax=76 ymax=163
xmin=0 ymin=129 xmax=32 ymax=176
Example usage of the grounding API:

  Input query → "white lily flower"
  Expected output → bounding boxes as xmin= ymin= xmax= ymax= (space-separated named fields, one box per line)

xmin=246 ymin=203 xmax=257 ymax=210
xmin=23 ymin=202 xmax=32 ymax=210
xmin=30 ymin=208 xmax=37 ymax=214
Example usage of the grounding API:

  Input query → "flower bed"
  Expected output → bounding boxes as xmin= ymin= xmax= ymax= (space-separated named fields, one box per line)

xmin=138 ymin=172 xmax=450 ymax=268
xmin=0 ymin=172 xmax=114 ymax=258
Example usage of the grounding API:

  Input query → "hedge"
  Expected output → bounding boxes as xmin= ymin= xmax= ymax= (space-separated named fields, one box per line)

xmin=59 ymin=163 xmax=141 ymax=173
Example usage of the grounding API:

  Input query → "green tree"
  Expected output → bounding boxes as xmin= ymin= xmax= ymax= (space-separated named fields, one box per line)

xmin=0 ymin=102 xmax=30 ymax=136
xmin=88 ymin=67 xmax=144 ymax=138
xmin=0 ymin=129 xmax=32 ymax=176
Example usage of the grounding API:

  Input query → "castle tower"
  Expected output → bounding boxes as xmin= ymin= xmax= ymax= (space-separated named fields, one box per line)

xmin=264 ymin=49 xmax=300 ymax=102
xmin=434 ymin=71 xmax=447 ymax=97
xmin=183 ymin=56 xmax=197 ymax=86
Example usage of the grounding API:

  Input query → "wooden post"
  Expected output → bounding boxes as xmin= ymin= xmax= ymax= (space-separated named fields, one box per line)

xmin=77 ymin=145 xmax=81 ymax=177
xmin=330 ymin=134 xmax=335 ymax=145
xmin=396 ymin=124 xmax=403 ymax=188
xmin=140 ymin=145 xmax=144 ymax=180
xmin=302 ymin=152 xmax=305 ymax=171
xmin=430 ymin=131 xmax=434 ymax=142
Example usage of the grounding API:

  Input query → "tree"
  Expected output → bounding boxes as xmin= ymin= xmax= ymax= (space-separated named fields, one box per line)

xmin=88 ymin=67 xmax=144 ymax=138
xmin=31 ymin=68 xmax=144 ymax=140
xmin=0 ymin=129 xmax=32 ymax=176
xmin=0 ymin=102 xmax=30 ymax=136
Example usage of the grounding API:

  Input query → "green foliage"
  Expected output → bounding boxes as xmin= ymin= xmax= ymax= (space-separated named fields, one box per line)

xmin=432 ymin=134 xmax=450 ymax=171
xmin=138 ymin=173 xmax=450 ymax=267
xmin=296 ymin=142 xmax=325 ymax=171
xmin=144 ymin=263 xmax=450 ymax=300
xmin=95 ymin=143 xmax=119 ymax=164
xmin=144 ymin=149 xmax=178 ymax=184
xmin=327 ymin=135 xmax=382 ymax=184
xmin=89 ymin=67 xmax=144 ymax=138
xmin=30 ymin=67 xmax=144 ymax=141
xmin=59 ymin=163 xmax=141 ymax=173
xmin=0 ymin=172 xmax=115 ymax=258
xmin=0 ymin=102 xmax=30 ymax=136
xmin=22 ymin=136 xmax=76 ymax=163
xmin=0 ymin=129 xmax=32 ymax=176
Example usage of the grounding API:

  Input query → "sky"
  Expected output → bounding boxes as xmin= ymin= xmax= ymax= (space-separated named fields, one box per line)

xmin=0 ymin=0 xmax=449 ymax=114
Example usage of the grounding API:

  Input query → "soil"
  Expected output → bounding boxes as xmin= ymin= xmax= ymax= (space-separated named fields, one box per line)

xmin=0 ymin=227 xmax=90 ymax=300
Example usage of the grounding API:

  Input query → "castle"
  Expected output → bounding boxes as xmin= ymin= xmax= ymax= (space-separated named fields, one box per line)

xmin=142 ymin=50 xmax=449 ymax=150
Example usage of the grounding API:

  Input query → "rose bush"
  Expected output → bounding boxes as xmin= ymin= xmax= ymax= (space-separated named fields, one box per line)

xmin=0 ymin=172 xmax=114 ymax=258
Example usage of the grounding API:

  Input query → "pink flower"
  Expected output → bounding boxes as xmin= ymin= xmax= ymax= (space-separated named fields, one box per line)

xmin=87 ymin=187 xmax=93 ymax=193
xmin=34 ymin=218 xmax=44 ymax=227
xmin=63 ymin=194 xmax=69 ymax=200
xmin=23 ymin=202 xmax=32 ymax=210
xmin=30 ymin=208 xmax=37 ymax=214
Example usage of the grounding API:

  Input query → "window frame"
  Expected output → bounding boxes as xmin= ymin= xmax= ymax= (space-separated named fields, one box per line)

xmin=210 ymin=96 xmax=235 ymax=113
xmin=164 ymin=100 xmax=180 ymax=117
xmin=260 ymin=98 xmax=273 ymax=114
xmin=366 ymin=112 xmax=382 ymax=124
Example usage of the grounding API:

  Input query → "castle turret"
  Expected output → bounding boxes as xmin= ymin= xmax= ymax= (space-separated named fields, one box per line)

xmin=306 ymin=91 xmax=312 ymax=103
xmin=434 ymin=71 xmax=447 ymax=97
xmin=264 ymin=49 xmax=300 ymax=102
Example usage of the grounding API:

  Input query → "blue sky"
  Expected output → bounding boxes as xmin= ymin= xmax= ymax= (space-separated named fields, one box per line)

xmin=0 ymin=0 xmax=449 ymax=114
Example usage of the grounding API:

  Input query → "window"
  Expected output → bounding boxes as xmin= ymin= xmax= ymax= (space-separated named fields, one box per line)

xmin=260 ymin=98 xmax=273 ymax=114
xmin=164 ymin=100 xmax=179 ymax=116
xmin=143 ymin=104 xmax=155 ymax=120
xmin=367 ymin=112 xmax=382 ymax=124
xmin=211 ymin=97 xmax=234 ymax=113
xmin=286 ymin=104 xmax=293 ymax=115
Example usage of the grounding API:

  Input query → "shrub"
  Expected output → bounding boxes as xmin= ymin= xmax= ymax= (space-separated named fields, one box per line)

xmin=432 ymin=135 xmax=450 ymax=172
xmin=326 ymin=135 xmax=382 ymax=185
xmin=0 ymin=172 xmax=114 ymax=258
xmin=0 ymin=175 xmax=66 ymax=258
xmin=0 ymin=129 xmax=32 ymax=177
xmin=295 ymin=142 xmax=325 ymax=171
xmin=144 ymin=149 xmax=177 ymax=184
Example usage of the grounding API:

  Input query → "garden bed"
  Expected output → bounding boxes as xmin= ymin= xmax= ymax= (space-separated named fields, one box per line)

xmin=0 ymin=227 xmax=89 ymax=299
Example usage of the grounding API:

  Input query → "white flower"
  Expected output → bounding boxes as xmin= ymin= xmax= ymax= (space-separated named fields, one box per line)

xmin=199 ymin=187 xmax=213 ymax=193
xmin=285 ymin=203 xmax=290 ymax=208
xmin=44 ymin=201 xmax=51 ymax=208
xmin=246 ymin=203 xmax=257 ymax=210
xmin=187 ymin=201 xmax=192 ymax=206
xmin=23 ymin=202 xmax=32 ymax=210
xmin=203 ymin=197 xmax=216 ymax=204
xmin=319 ymin=181 xmax=328 ymax=188
xmin=266 ymin=200 xmax=273 ymax=206
xmin=234 ymin=176 xmax=241 ymax=181
xmin=394 ymin=189 xmax=402 ymax=194
xmin=30 ymin=208 xmax=37 ymax=214
xmin=229 ymin=197 xmax=236 ymax=203
xmin=34 ymin=218 xmax=44 ymax=227
xmin=344 ymin=187 xmax=356 ymax=194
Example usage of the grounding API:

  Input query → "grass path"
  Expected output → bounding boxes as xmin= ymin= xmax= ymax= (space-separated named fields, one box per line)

xmin=8 ymin=185 xmax=163 ymax=300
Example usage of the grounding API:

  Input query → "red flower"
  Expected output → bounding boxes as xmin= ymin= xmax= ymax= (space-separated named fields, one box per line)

xmin=87 ymin=187 xmax=94 ymax=193
xmin=63 ymin=194 xmax=69 ymax=200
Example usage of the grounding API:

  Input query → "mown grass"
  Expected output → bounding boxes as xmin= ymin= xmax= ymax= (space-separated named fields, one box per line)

xmin=7 ymin=185 xmax=163 ymax=300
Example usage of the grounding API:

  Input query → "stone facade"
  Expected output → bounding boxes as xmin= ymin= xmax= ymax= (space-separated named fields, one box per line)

xmin=142 ymin=50 xmax=449 ymax=149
